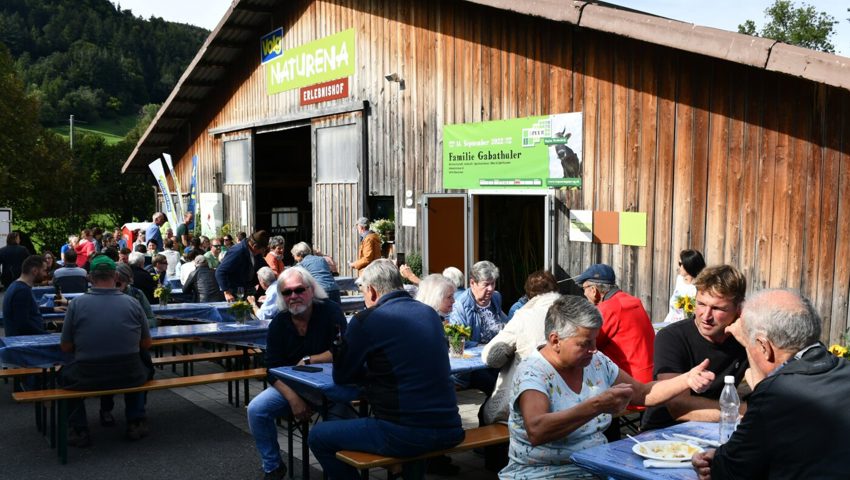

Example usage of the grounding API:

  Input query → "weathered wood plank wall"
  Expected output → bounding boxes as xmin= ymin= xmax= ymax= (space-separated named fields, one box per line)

xmin=165 ymin=0 xmax=850 ymax=342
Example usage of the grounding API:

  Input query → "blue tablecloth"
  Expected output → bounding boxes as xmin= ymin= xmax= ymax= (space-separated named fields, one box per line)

xmin=339 ymin=295 xmax=365 ymax=313
xmin=0 ymin=320 xmax=271 ymax=368
xmin=334 ymin=276 xmax=357 ymax=292
xmin=571 ymin=421 xmax=719 ymax=480
xmin=270 ymin=345 xmax=487 ymax=403
xmin=152 ymin=302 xmax=232 ymax=322
xmin=31 ymin=286 xmax=57 ymax=299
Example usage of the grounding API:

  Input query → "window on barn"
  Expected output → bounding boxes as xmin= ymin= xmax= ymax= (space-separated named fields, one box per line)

xmin=316 ymin=124 xmax=359 ymax=183
xmin=224 ymin=138 xmax=252 ymax=184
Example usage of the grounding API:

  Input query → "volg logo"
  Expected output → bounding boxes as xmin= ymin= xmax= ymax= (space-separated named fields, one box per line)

xmin=260 ymin=27 xmax=284 ymax=64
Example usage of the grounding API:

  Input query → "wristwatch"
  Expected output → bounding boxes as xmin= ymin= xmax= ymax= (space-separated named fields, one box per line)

xmin=302 ymin=355 xmax=311 ymax=365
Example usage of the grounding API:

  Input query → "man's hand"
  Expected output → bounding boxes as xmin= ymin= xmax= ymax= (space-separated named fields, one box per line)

xmin=53 ymin=306 xmax=67 ymax=313
xmin=348 ymin=262 xmax=355 ymax=268
xmin=246 ymin=295 xmax=256 ymax=306
xmin=595 ymin=383 xmax=633 ymax=414
xmin=289 ymin=395 xmax=313 ymax=422
xmin=687 ymin=359 xmax=715 ymax=393
xmin=692 ymin=448 xmax=716 ymax=480
xmin=224 ymin=291 xmax=235 ymax=302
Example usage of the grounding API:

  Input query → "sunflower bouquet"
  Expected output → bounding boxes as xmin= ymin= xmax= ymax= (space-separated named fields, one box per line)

xmin=829 ymin=328 xmax=850 ymax=359
xmin=229 ymin=300 xmax=253 ymax=324
xmin=153 ymin=275 xmax=172 ymax=306
xmin=444 ymin=324 xmax=472 ymax=358
xmin=674 ymin=294 xmax=696 ymax=320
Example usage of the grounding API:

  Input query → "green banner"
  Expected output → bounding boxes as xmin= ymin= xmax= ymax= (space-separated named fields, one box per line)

xmin=266 ymin=29 xmax=356 ymax=94
xmin=443 ymin=113 xmax=583 ymax=189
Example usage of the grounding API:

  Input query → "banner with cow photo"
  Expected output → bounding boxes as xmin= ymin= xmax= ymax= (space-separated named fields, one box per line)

xmin=442 ymin=112 xmax=583 ymax=189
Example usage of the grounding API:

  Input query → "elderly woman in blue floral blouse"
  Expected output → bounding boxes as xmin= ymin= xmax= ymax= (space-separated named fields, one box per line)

xmin=500 ymin=295 xmax=715 ymax=479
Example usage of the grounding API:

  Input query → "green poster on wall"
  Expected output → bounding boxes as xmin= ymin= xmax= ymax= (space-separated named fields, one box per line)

xmin=442 ymin=113 xmax=583 ymax=189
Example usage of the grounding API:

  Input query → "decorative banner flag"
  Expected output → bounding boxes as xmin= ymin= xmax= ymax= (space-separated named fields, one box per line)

xmin=148 ymin=158 xmax=179 ymax=229
xmin=186 ymin=155 xmax=199 ymax=231
xmin=162 ymin=153 xmax=184 ymax=220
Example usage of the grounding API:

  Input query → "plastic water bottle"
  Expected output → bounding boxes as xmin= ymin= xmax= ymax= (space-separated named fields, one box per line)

xmin=719 ymin=375 xmax=740 ymax=443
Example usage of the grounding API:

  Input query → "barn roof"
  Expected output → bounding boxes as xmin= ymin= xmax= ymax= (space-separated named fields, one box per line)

xmin=122 ymin=0 xmax=850 ymax=172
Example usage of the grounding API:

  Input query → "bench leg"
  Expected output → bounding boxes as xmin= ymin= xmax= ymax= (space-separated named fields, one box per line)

xmin=57 ymin=399 xmax=68 ymax=464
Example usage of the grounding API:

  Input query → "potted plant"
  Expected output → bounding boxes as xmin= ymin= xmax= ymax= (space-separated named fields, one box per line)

xmin=370 ymin=218 xmax=395 ymax=243
xmin=229 ymin=300 xmax=253 ymax=324
xmin=444 ymin=324 xmax=471 ymax=358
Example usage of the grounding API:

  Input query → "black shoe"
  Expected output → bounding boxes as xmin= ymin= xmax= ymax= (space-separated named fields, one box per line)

xmin=126 ymin=420 xmax=148 ymax=441
xmin=263 ymin=464 xmax=287 ymax=480
xmin=68 ymin=427 xmax=92 ymax=448
xmin=99 ymin=410 xmax=115 ymax=427
xmin=426 ymin=455 xmax=461 ymax=476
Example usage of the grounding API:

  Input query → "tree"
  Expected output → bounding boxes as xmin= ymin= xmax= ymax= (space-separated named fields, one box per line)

xmin=738 ymin=0 xmax=837 ymax=53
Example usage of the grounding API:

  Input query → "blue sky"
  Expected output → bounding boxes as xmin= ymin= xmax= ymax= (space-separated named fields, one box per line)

xmin=111 ymin=1 xmax=849 ymax=55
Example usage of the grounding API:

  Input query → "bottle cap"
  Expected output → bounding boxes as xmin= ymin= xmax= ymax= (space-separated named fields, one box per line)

xmin=724 ymin=375 xmax=735 ymax=383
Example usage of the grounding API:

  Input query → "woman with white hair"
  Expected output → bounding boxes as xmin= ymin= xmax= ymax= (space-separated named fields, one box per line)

xmin=501 ymin=295 xmax=713 ymax=479
xmin=414 ymin=274 xmax=456 ymax=319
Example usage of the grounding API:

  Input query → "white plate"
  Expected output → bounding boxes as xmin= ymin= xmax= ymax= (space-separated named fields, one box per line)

xmin=632 ymin=440 xmax=704 ymax=461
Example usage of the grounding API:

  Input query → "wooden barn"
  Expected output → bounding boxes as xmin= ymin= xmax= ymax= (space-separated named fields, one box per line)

xmin=122 ymin=0 xmax=850 ymax=342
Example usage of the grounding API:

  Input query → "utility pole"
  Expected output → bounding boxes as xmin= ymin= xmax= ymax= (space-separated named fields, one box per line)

xmin=69 ymin=114 xmax=75 ymax=150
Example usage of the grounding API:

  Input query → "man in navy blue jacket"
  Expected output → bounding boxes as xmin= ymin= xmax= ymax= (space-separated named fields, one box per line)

xmin=215 ymin=230 xmax=269 ymax=302
xmin=308 ymin=259 xmax=464 ymax=479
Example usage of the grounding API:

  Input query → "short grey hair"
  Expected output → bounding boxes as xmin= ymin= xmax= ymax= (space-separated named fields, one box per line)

xmin=415 ymin=274 xmax=456 ymax=312
xmin=545 ymin=295 xmax=603 ymax=339
xmin=742 ymin=289 xmax=821 ymax=352
xmin=291 ymin=241 xmax=312 ymax=258
xmin=470 ymin=260 xmax=499 ymax=283
xmin=116 ymin=263 xmax=133 ymax=283
xmin=128 ymin=251 xmax=146 ymax=267
xmin=152 ymin=212 xmax=165 ymax=222
xmin=193 ymin=255 xmax=208 ymax=267
xmin=275 ymin=266 xmax=328 ymax=313
xmin=356 ymin=217 xmax=370 ymax=228
xmin=269 ymin=236 xmax=286 ymax=249
xmin=442 ymin=267 xmax=465 ymax=289
xmin=357 ymin=259 xmax=403 ymax=296
xmin=257 ymin=266 xmax=277 ymax=286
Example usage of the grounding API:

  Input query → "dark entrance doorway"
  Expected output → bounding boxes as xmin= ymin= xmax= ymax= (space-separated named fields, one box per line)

xmin=475 ymin=195 xmax=545 ymax=309
xmin=253 ymin=125 xmax=311 ymax=265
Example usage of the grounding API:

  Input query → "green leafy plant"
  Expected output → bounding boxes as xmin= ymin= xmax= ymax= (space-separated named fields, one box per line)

xmin=406 ymin=251 xmax=422 ymax=278
xmin=370 ymin=218 xmax=395 ymax=243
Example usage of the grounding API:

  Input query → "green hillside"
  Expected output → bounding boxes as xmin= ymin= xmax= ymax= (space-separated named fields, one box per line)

xmin=49 ymin=114 xmax=139 ymax=145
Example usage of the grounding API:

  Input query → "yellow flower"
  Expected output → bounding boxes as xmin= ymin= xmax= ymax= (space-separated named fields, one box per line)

xmin=829 ymin=344 xmax=848 ymax=357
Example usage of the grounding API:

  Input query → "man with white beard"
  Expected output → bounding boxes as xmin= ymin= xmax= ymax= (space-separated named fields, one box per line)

xmin=246 ymin=267 xmax=348 ymax=480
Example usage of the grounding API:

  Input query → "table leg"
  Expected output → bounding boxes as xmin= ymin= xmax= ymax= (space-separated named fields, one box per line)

xmin=58 ymin=399 xmax=67 ymax=464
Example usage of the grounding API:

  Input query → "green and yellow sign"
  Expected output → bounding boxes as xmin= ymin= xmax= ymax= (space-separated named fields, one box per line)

xmin=265 ymin=29 xmax=356 ymax=95
xmin=443 ymin=113 xmax=583 ymax=189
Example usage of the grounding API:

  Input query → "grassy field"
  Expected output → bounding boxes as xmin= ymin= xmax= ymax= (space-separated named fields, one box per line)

xmin=50 ymin=114 xmax=138 ymax=145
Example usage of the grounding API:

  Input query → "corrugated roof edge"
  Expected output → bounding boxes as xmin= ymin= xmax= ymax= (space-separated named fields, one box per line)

xmin=469 ymin=0 xmax=850 ymax=90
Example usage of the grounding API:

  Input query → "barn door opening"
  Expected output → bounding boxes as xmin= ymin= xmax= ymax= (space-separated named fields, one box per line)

xmin=311 ymin=111 xmax=366 ymax=277
xmin=468 ymin=190 xmax=553 ymax=308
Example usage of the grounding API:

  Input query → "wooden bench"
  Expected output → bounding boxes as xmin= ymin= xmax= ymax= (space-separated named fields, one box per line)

xmin=13 ymin=367 xmax=268 ymax=464
xmin=150 ymin=348 xmax=262 ymax=376
xmin=336 ymin=423 xmax=509 ymax=479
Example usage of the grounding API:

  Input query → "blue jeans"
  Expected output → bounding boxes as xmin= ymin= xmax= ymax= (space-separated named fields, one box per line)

xmin=247 ymin=384 xmax=355 ymax=473
xmin=309 ymin=417 xmax=464 ymax=479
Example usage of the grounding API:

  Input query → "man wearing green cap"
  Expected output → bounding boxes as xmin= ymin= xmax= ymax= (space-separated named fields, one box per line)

xmin=59 ymin=254 xmax=153 ymax=447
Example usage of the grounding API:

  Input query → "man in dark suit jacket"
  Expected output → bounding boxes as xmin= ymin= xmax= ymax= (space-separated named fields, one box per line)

xmin=215 ymin=230 xmax=269 ymax=302
xmin=692 ymin=289 xmax=850 ymax=480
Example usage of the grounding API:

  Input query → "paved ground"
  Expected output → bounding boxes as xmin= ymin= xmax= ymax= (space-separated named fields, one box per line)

xmin=0 ymin=329 xmax=499 ymax=479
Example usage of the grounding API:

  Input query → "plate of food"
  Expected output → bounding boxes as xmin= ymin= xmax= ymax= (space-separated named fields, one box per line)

xmin=631 ymin=440 xmax=704 ymax=461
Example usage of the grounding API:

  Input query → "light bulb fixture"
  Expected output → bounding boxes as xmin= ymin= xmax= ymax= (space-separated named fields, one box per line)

xmin=384 ymin=72 xmax=406 ymax=90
